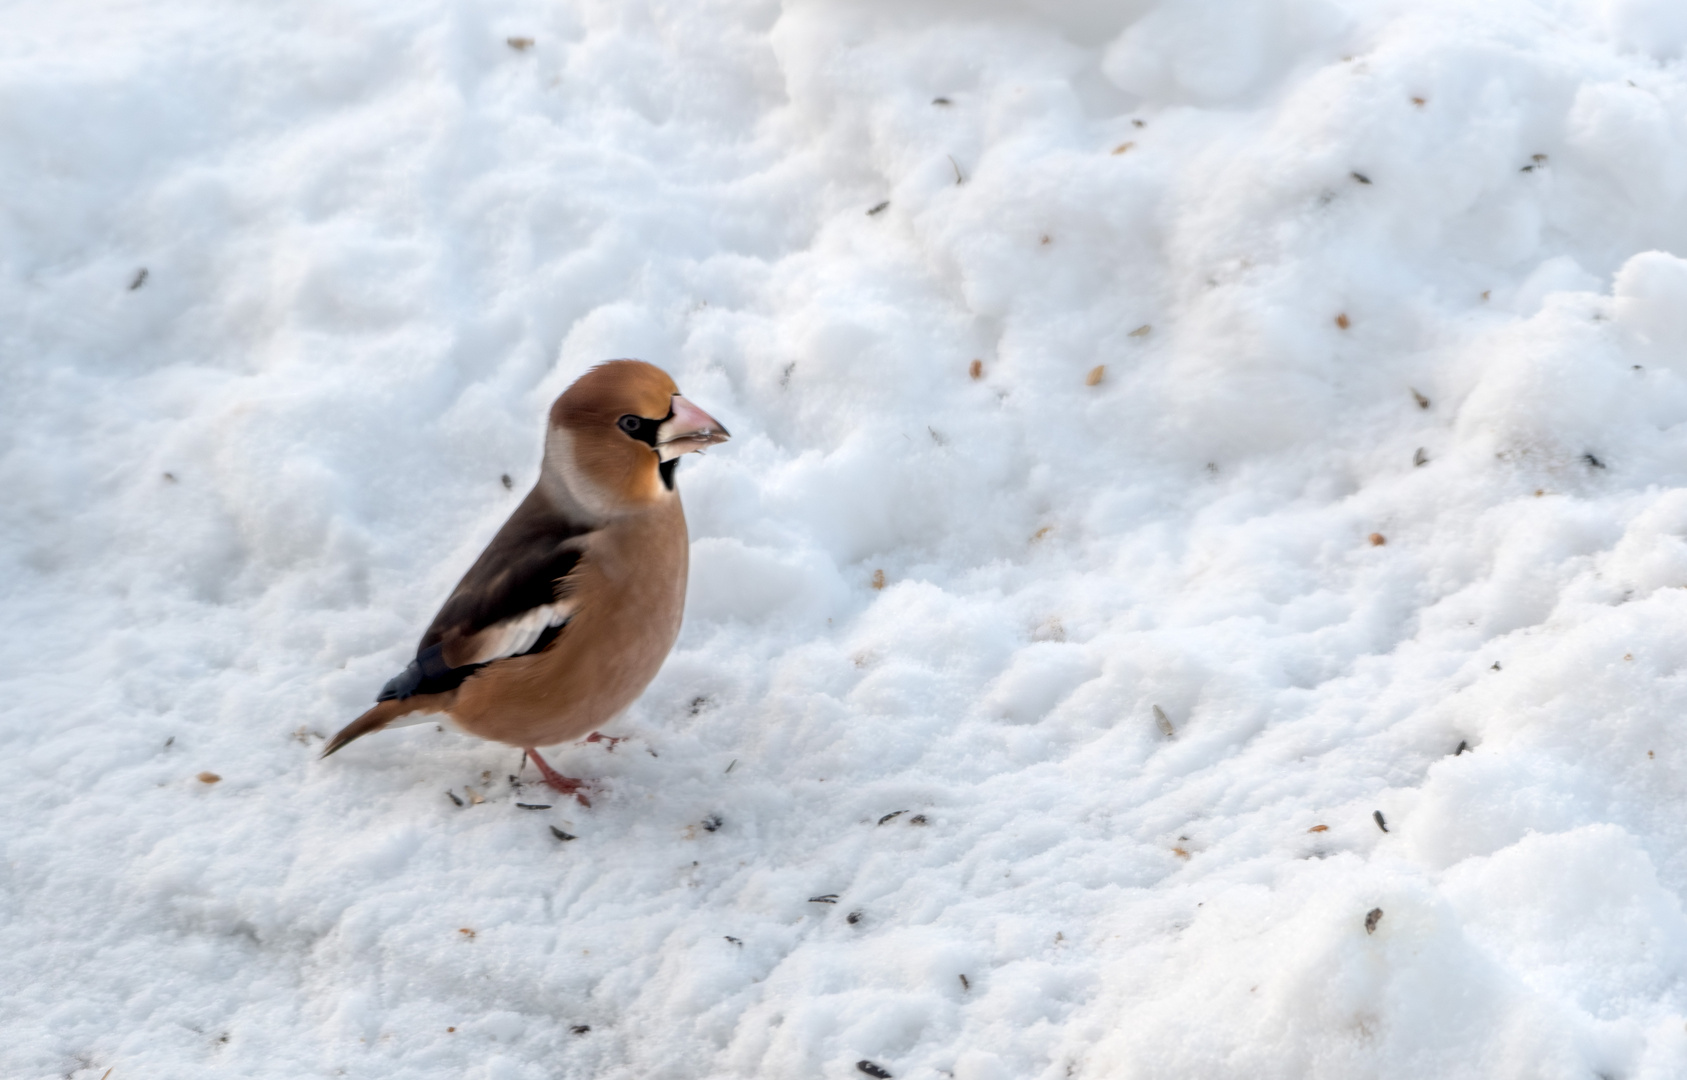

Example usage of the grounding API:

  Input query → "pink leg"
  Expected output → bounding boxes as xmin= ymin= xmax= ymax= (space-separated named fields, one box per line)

xmin=524 ymin=747 xmax=592 ymax=807
xmin=583 ymin=732 xmax=623 ymax=751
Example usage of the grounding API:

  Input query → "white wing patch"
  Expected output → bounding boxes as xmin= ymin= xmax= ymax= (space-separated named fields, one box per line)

xmin=464 ymin=600 xmax=578 ymax=665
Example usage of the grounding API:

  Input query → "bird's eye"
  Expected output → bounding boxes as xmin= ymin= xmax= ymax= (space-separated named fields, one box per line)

xmin=618 ymin=415 xmax=641 ymax=433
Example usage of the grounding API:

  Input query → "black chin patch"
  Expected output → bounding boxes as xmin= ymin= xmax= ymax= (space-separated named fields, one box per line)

xmin=659 ymin=457 xmax=678 ymax=490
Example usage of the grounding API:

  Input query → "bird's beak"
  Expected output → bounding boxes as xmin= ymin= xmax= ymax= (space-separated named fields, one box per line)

xmin=655 ymin=395 xmax=731 ymax=461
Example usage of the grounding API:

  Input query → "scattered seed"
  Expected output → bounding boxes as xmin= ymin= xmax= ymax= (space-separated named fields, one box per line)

xmin=447 ymin=1027 xmax=456 ymax=1033
xmin=501 ymin=474 xmax=512 ymax=489
xmin=1128 ymin=324 xmax=1151 ymax=337
xmin=878 ymin=810 xmax=906 ymax=826
xmin=1031 ymin=525 xmax=1054 ymax=542
xmin=1351 ymin=171 xmax=1372 ymax=184
xmin=1481 ymin=290 xmax=1491 ymax=301
xmin=959 ymin=973 xmax=970 ymax=990
xmin=129 ymin=268 xmax=148 ymax=290
xmin=1411 ymin=96 xmax=1426 ymax=106
xmin=1491 ymin=662 xmax=1502 ymax=670
xmin=1152 ymin=704 xmax=1175 ymax=738
xmin=1040 ymin=235 xmax=1052 ymax=245
xmin=164 ymin=736 xmax=174 ymax=748
xmin=867 ymin=201 xmax=889 ymax=216
xmin=809 ymin=894 xmax=839 ymax=904
xmin=550 ymin=826 xmax=577 ymax=842
xmin=570 ymin=1025 xmax=590 ymax=1035
xmin=947 ymin=154 xmax=965 ymax=184
xmin=909 ymin=814 xmax=928 ymax=825
xmin=1112 ymin=141 xmax=1135 ymax=155
xmin=1410 ymin=387 xmax=1429 ymax=409
xmin=162 ymin=471 xmax=177 ymax=483
xmin=507 ymin=36 xmax=534 ymax=50
xmin=446 ymin=790 xmax=464 ymax=807
xmin=1172 ymin=847 xmax=1190 ymax=859
xmin=1364 ymin=908 xmax=1383 ymax=934
xmin=1368 ymin=532 xmax=1386 ymax=546
xmin=516 ymin=803 xmax=552 ymax=810
xmin=1133 ymin=119 xmax=1145 ymax=128
xmin=1085 ymin=364 xmax=1106 ymax=386
xmin=1308 ymin=824 xmax=1329 ymax=833
xmin=102 ymin=1069 xmax=114 ymax=1080
xmin=1413 ymin=447 xmax=1428 ymax=467
xmin=781 ymin=361 xmax=796 ymax=388
xmin=464 ymin=786 xmax=485 ymax=805
xmin=858 ymin=1062 xmax=893 ymax=1079
xmin=969 ymin=359 xmax=984 ymax=379
xmin=928 ymin=426 xmax=947 ymax=445
xmin=1455 ymin=740 xmax=1469 ymax=755
xmin=1584 ymin=452 xmax=1606 ymax=469
xmin=196 ymin=772 xmax=220 ymax=784
xmin=1335 ymin=313 xmax=1350 ymax=329
xmin=459 ymin=928 xmax=476 ymax=939
xmin=847 ymin=910 xmax=863 ymax=924
xmin=702 ymin=815 xmax=723 ymax=832
xmin=871 ymin=569 xmax=886 ymax=590
xmin=932 ymin=97 xmax=951 ymax=106
xmin=1373 ymin=810 xmax=1389 ymax=833
xmin=726 ymin=935 xmax=742 ymax=945
xmin=724 ymin=759 xmax=737 ymax=774
xmin=1649 ymin=750 xmax=1655 ymax=759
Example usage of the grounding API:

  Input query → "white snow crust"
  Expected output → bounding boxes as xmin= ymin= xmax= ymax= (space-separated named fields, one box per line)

xmin=8 ymin=1 xmax=1687 ymax=1077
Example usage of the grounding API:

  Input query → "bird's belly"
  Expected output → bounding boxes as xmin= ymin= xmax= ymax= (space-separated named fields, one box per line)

xmin=447 ymin=600 xmax=682 ymax=749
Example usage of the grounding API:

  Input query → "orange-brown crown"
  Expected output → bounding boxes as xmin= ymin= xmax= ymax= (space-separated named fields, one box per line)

xmin=546 ymin=360 xmax=682 ymax=510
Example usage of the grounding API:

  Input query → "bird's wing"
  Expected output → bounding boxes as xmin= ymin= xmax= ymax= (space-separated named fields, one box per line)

xmin=378 ymin=489 xmax=595 ymax=702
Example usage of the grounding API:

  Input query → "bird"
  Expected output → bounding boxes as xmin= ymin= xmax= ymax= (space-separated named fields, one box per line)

xmin=322 ymin=359 xmax=730 ymax=804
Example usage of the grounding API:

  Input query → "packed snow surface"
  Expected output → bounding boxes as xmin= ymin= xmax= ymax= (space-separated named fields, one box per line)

xmin=10 ymin=0 xmax=1687 ymax=1076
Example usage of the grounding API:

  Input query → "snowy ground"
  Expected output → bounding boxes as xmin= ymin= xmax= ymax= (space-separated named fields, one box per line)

xmin=9 ymin=0 xmax=1687 ymax=1076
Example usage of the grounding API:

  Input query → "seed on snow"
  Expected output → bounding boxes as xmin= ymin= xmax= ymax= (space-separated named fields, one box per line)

xmin=1308 ymin=824 xmax=1329 ymax=833
xmin=1112 ymin=142 xmax=1134 ymax=154
xmin=1364 ymin=908 xmax=1383 ymax=934
xmin=878 ymin=810 xmax=906 ymax=826
xmin=857 ymin=1062 xmax=893 ymax=1079
xmin=809 ymin=894 xmax=839 ymax=904
xmin=446 ymin=791 xmax=464 ymax=807
xmin=969 ymin=359 xmax=983 ymax=379
xmin=1373 ymin=810 xmax=1389 ymax=833
xmin=866 ymin=201 xmax=889 ymax=216
xmin=464 ymin=786 xmax=484 ymax=805
xmin=196 ymin=772 xmax=221 ymax=784
xmin=571 ymin=1025 xmax=590 ymax=1035
xmin=1368 ymin=532 xmax=1386 ymax=546
xmin=516 ymin=803 xmax=552 ymax=810
xmin=1153 ymin=704 xmax=1175 ymax=737
xmin=459 ymin=928 xmax=476 ymax=939
xmin=1410 ymin=387 xmax=1430 ymax=409
xmin=1335 ymin=313 xmax=1351 ymax=329
xmin=871 ymin=569 xmax=886 ymax=590
xmin=506 ymin=36 xmax=534 ymax=50
xmin=550 ymin=826 xmax=577 ymax=842
xmin=1085 ymin=365 xmax=1106 ymax=386
xmin=1129 ymin=324 xmax=1151 ymax=337
xmin=1413 ymin=447 xmax=1429 ymax=467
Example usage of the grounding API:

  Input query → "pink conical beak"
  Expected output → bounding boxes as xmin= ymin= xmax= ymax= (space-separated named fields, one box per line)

xmin=655 ymin=395 xmax=731 ymax=461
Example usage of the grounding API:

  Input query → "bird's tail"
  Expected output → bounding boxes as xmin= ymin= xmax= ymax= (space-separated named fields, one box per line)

xmin=321 ymin=693 xmax=455 ymax=758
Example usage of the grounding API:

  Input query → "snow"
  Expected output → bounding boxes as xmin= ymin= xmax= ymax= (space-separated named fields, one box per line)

xmin=8 ymin=0 xmax=1687 ymax=1076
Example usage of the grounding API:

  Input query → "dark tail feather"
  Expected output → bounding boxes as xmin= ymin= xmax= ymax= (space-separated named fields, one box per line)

xmin=321 ymin=694 xmax=452 ymax=758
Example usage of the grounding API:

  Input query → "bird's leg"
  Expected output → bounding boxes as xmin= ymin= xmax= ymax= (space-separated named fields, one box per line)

xmin=583 ymin=732 xmax=623 ymax=752
xmin=524 ymin=747 xmax=592 ymax=807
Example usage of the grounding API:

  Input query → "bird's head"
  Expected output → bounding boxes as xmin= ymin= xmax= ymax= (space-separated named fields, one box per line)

xmin=544 ymin=359 xmax=731 ymax=514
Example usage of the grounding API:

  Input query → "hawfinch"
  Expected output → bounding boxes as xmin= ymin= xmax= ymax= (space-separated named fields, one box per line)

xmin=323 ymin=360 xmax=729 ymax=803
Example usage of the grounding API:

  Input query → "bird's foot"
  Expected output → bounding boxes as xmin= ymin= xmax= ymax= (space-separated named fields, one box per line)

xmin=524 ymin=747 xmax=592 ymax=807
xmin=583 ymin=732 xmax=624 ymax=752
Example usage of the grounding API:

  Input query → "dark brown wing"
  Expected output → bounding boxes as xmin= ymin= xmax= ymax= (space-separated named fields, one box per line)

xmin=376 ymin=487 xmax=595 ymax=702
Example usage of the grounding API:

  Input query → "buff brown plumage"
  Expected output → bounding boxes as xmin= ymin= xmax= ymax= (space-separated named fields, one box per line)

xmin=323 ymin=360 xmax=729 ymax=803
